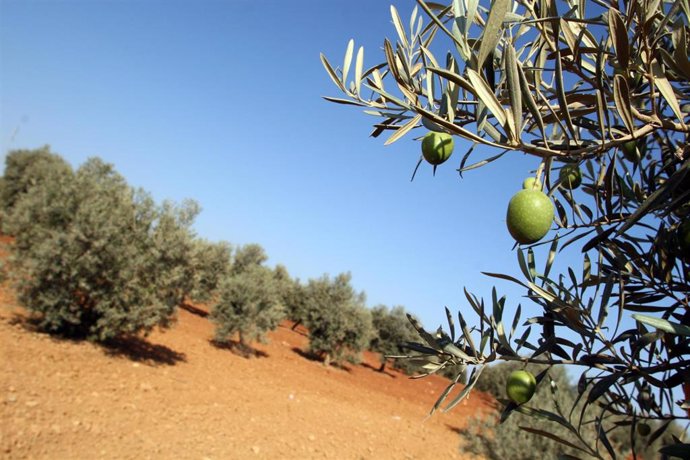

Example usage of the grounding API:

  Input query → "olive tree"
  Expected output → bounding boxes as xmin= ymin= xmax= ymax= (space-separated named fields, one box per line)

xmin=282 ymin=276 xmax=311 ymax=331
xmin=188 ymin=238 xmax=232 ymax=304
xmin=150 ymin=199 xmax=201 ymax=309
xmin=272 ymin=264 xmax=307 ymax=329
xmin=5 ymin=156 xmax=182 ymax=340
xmin=370 ymin=305 xmax=421 ymax=372
xmin=323 ymin=1 xmax=690 ymax=457
xmin=303 ymin=272 xmax=374 ymax=366
xmin=210 ymin=244 xmax=285 ymax=350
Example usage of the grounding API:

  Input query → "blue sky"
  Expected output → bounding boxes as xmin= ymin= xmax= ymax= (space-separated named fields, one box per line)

xmin=1 ymin=0 xmax=565 ymax=331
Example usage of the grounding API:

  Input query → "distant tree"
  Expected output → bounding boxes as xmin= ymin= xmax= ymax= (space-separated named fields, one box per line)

xmin=188 ymin=239 xmax=232 ymax=304
xmin=210 ymin=244 xmax=285 ymax=351
xmin=0 ymin=146 xmax=72 ymax=221
xmin=272 ymin=263 xmax=299 ymax=323
xmin=303 ymin=272 xmax=374 ymax=366
xmin=5 ymin=156 xmax=181 ymax=340
xmin=369 ymin=305 xmax=420 ymax=372
xmin=279 ymin=275 xmax=310 ymax=332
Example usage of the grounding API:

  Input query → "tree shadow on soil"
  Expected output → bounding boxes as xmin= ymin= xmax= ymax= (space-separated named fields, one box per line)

xmin=279 ymin=321 xmax=309 ymax=337
xmin=8 ymin=313 xmax=186 ymax=366
xmin=360 ymin=362 xmax=397 ymax=378
xmin=210 ymin=339 xmax=269 ymax=358
xmin=180 ymin=302 xmax=209 ymax=318
xmin=101 ymin=336 xmax=187 ymax=366
xmin=445 ymin=424 xmax=467 ymax=435
xmin=8 ymin=313 xmax=42 ymax=332
xmin=291 ymin=347 xmax=353 ymax=372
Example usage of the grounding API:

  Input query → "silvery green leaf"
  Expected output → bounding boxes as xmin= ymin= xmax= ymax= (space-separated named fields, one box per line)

xmin=632 ymin=314 xmax=690 ymax=336
xmin=321 ymin=54 xmax=347 ymax=93
xmin=384 ymin=113 xmax=421 ymax=145
xmin=613 ymin=74 xmax=635 ymax=134
xmin=390 ymin=5 xmax=409 ymax=49
xmin=475 ymin=0 xmax=510 ymax=71
xmin=442 ymin=365 xmax=484 ymax=412
xmin=354 ymin=46 xmax=364 ymax=96
xmin=504 ymin=41 xmax=523 ymax=140
xmin=342 ymin=39 xmax=354 ymax=86
xmin=652 ymin=59 xmax=686 ymax=122
xmin=466 ymin=68 xmax=508 ymax=132
xmin=608 ymin=9 xmax=629 ymax=69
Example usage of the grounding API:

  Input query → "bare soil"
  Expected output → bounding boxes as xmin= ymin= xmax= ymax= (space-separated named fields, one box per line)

xmin=0 ymin=246 xmax=490 ymax=459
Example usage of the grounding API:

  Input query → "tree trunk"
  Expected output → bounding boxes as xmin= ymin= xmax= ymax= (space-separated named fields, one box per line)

xmin=378 ymin=361 xmax=386 ymax=373
xmin=291 ymin=320 xmax=302 ymax=331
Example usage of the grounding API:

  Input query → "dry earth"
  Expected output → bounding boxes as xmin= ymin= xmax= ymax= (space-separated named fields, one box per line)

xmin=0 ymin=245 xmax=491 ymax=459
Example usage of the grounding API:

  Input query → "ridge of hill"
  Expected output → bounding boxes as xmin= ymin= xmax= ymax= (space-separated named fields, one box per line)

xmin=0 ymin=239 xmax=490 ymax=459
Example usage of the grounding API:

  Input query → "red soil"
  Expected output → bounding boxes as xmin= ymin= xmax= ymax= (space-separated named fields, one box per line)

xmin=0 ymin=252 xmax=490 ymax=459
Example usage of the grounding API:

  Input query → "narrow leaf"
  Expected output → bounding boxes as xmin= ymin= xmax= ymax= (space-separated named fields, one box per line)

xmin=384 ymin=113 xmax=422 ymax=145
xmin=613 ymin=74 xmax=635 ymax=134
xmin=445 ymin=306 xmax=456 ymax=342
xmin=443 ymin=365 xmax=484 ymax=411
xmin=518 ymin=426 xmax=588 ymax=453
xmin=467 ymin=68 xmax=508 ymax=130
xmin=322 ymin=96 xmax=366 ymax=107
xmin=632 ymin=314 xmax=690 ymax=336
xmin=652 ymin=59 xmax=686 ymax=123
xmin=342 ymin=39 xmax=355 ymax=86
xmin=504 ymin=41 xmax=523 ymax=140
xmin=390 ymin=5 xmax=409 ymax=49
xmin=476 ymin=0 xmax=510 ymax=71
xmin=659 ymin=444 xmax=690 ymax=457
xmin=321 ymin=54 xmax=347 ymax=93
xmin=354 ymin=46 xmax=364 ymax=95
xmin=608 ymin=9 xmax=629 ymax=69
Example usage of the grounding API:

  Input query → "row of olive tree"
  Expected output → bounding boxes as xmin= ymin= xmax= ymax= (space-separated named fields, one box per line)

xmin=0 ymin=147 xmax=231 ymax=341
xmin=1 ymin=147 xmax=422 ymax=370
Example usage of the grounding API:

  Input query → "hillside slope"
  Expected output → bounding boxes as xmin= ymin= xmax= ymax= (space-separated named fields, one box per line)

xmin=0 ymin=269 xmax=490 ymax=459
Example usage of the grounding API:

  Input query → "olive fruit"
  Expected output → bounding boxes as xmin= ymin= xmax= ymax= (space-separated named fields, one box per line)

xmin=559 ymin=164 xmax=582 ymax=190
xmin=522 ymin=177 xmax=542 ymax=190
xmin=637 ymin=423 xmax=651 ymax=436
xmin=421 ymin=132 xmax=454 ymax=165
xmin=506 ymin=370 xmax=537 ymax=405
xmin=621 ymin=140 xmax=640 ymax=162
xmin=506 ymin=189 xmax=554 ymax=244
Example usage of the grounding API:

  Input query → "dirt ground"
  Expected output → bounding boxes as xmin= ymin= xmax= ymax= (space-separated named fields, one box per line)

xmin=0 ymin=256 xmax=491 ymax=459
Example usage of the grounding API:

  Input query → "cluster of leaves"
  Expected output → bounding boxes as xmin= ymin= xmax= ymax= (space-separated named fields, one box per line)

xmin=1 ymin=148 xmax=229 ymax=341
xmin=322 ymin=0 xmax=690 ymax=457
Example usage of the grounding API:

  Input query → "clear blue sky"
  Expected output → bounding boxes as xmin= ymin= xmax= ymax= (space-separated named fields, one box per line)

xmin=1 ymin=0 xmax=564 ymax=331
